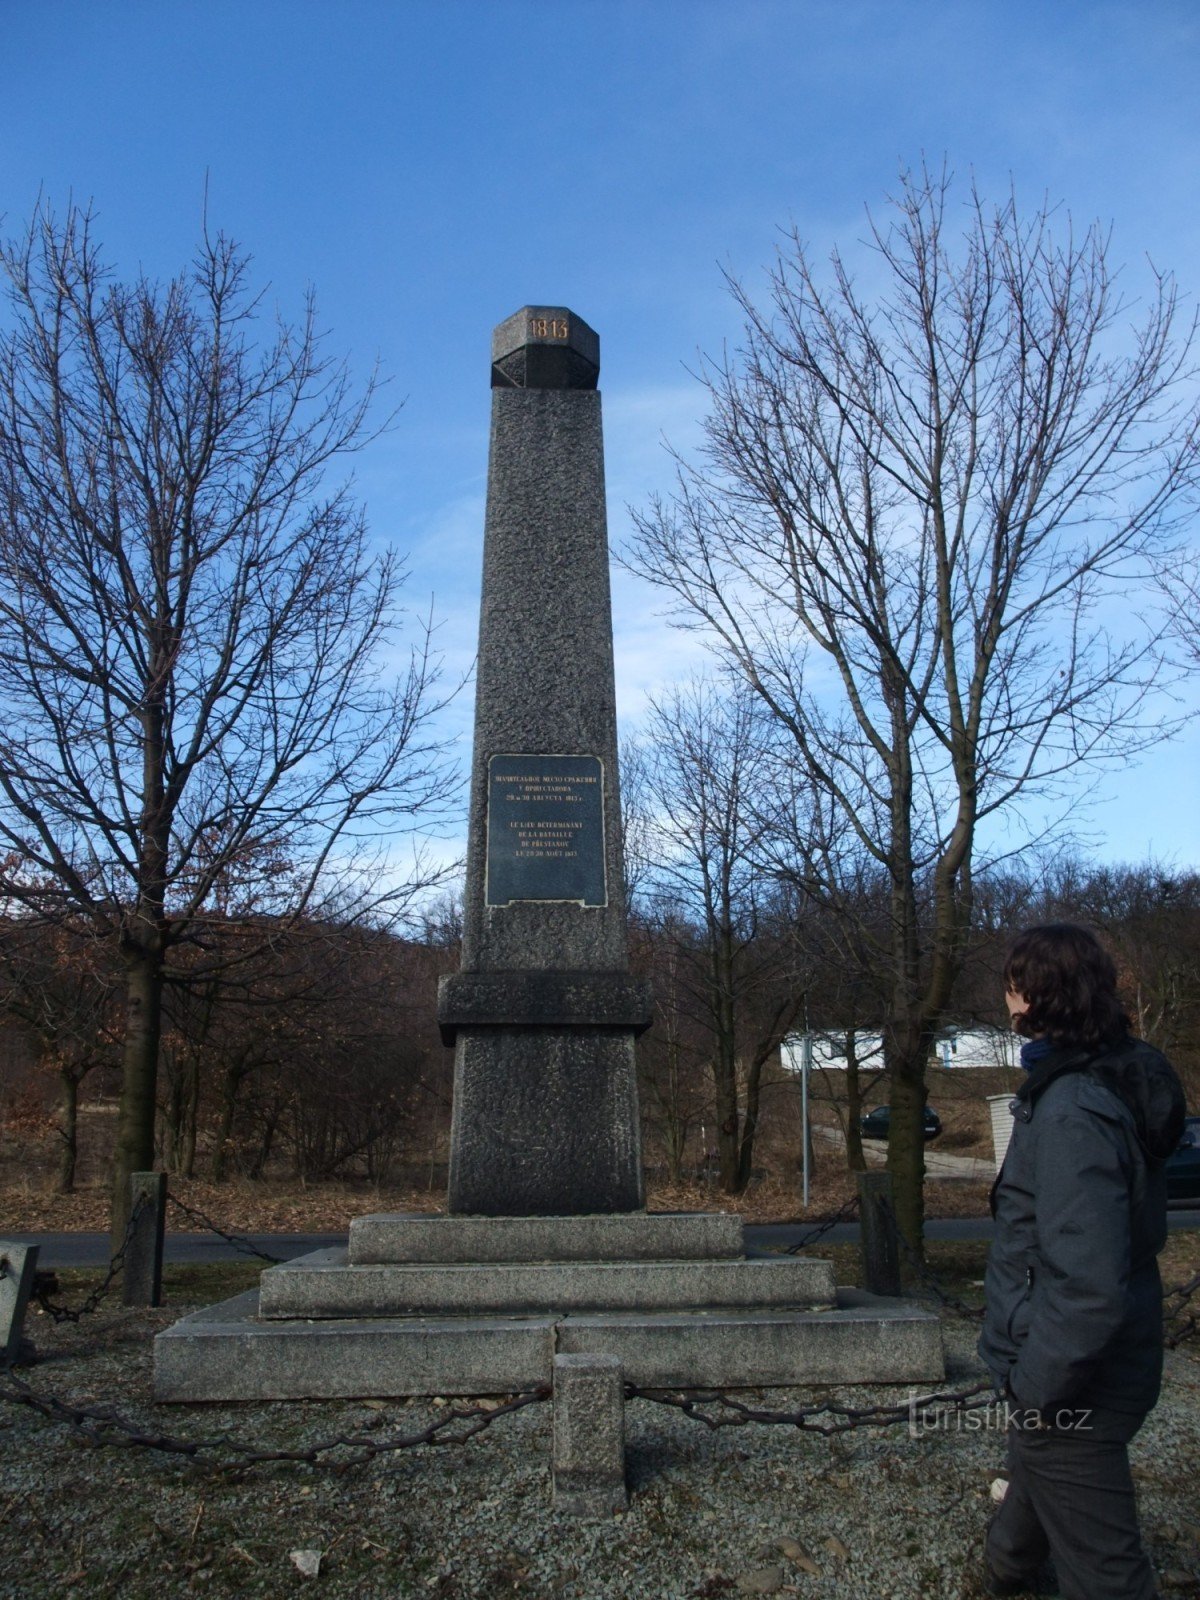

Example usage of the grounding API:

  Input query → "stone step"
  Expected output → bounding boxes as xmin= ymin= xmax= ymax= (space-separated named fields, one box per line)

xmin=257 ymin=1248 xmax=836 ymax=1320
xmin=348 ymin=1211 xmax=744 ymax=1265
xmin=153 ymin=1287 xmax=944 ymax=1402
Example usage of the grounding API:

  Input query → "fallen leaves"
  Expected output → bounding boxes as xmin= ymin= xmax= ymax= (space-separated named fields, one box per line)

xmin=775 ymin=1537 xmax=820 ymax=1576
xmin=735 ymin=1567 xmax=784 ymax=1595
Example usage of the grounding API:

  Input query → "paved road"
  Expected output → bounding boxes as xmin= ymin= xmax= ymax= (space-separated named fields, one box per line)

xmin=4 ymin=1231 xmax=342 ymax=1269
xmin=811 ymin=1122 xmax=997 ymax=1180
xmin=8 ymin=1209 xmax=1199 ymax=1268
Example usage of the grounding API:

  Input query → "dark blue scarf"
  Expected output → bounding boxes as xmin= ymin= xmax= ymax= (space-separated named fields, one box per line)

xmin=1020 ymin=1037 xmax=1056 ymax=1073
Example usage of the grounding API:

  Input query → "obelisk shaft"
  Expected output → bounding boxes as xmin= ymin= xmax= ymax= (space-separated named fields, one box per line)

xmin=438 ymin=308 xmax=648 ymax=1216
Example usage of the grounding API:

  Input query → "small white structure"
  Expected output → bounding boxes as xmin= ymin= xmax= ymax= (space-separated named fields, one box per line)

xmin=987 ymin=1093 xmax=1016 ymax=1172
xmin=782 ymin=1032 xmax=885 ymax=1073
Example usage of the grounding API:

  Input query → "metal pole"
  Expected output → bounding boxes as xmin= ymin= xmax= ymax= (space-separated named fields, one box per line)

xmin=801 ymin=1033 xmax=812 ymax=1209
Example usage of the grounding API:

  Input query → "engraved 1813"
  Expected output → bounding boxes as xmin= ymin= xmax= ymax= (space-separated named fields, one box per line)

xmin=529 ymin=316 xmax=569 ymax=339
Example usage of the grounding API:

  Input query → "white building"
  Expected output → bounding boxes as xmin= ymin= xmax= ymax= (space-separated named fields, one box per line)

xmin=782 ymin=1026 xmax=1018 ymax=1072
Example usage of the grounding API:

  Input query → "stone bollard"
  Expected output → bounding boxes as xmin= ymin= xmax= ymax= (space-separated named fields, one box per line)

xmin=1 ymin=1241 xmax=39 ymax=1366
xmin=857 ymin=1170 xmax=902 ymax=1297
xmin=122 ymin=1172 xmax=167 ymax=1308
xmin=552 ymin=1352 xmax=627 ymax=1517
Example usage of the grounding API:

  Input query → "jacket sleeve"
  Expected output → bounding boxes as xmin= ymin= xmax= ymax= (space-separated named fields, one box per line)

xmin=1007 ymin=1107 xmax=1132 ymax=1414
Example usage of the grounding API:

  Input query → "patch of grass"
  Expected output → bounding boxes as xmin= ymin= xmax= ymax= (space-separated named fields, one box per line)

xmin=799 ymin=1238 xmax=991 ymax=1302
xmin=800 ymin=1228 xmax=1200 ymax=1308
xmin=53 ymin=1259 xmax=262 ymax=1304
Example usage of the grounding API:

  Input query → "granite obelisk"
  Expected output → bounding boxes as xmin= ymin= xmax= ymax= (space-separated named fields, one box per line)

xmin=438 ymin=307 xmax=650 ymax=1215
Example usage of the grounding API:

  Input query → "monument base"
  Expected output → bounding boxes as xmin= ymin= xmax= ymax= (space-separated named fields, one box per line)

xmin=447 ymin=1029 xmax=644 ymax=1215
xmin=152 ymin=1211 xmax=944 ymax=1402
xmin=154 ymin=1286 xmax=942 ymax=1401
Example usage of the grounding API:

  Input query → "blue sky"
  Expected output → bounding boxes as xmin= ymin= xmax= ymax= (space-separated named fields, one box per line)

xmin=3 ymin=0 xmax=1198 ymax=869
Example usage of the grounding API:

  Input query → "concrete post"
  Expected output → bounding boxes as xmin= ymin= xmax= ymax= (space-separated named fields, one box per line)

xmin=552 ymin=1352 xmax=627 ymax=1517
xmin=857 ymin=1170 xmax=902 ymax=1297
xmin=0 ymin=1241 xmax=39 ymax=1365
xmin=987 ymin=1093 xmax=1015 ymax=1172
xmin=122 ymin=1171 xmax=167 ymax=1307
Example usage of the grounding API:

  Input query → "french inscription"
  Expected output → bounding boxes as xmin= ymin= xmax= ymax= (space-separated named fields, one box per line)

xmin=486 ymin=754 xmax=606 ymax=906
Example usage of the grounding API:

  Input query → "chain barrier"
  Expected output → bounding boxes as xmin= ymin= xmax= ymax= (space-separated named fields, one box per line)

xmin=8 ymin=1170 xmax=1192 ymax=1478
xmin=1164 ymin=1270 xmax=1200 ymax=1349
xmin=779 ymin=1186 xmax=985 ymax=1321
xmin=783 ymin=1192 xmax=861 ymax=1254
xmin=626 ymin=1379 xmax=996 ymax=1435
xmin=877 ymin=1195 xmax=986 ymax=1323
xmin=165 ymin=1193 xmax=283 ymax=1263
xmin=0 ymin=1364 xmax=549 ymax=1474
xmin=29 ymin=1194 xmax=148 ymax=1325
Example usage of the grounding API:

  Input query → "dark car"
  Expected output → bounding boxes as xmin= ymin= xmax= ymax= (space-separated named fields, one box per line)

xmin=859 ymin=1105 xmax=942 ymax=1141
xmin=1166 ymin=1116 xmax=1200 ymax=1203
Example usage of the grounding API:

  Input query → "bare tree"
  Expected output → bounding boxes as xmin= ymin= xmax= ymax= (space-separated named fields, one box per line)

xmin=0 ymin=910 xmax=121 ymax=1192
xmin=626 ymin=166 xmax=1200 ymax=1245
xmin=634 ymin=677 xmax=805 ymax=1193
xmin=0 ymin=205 xmax=455 ymax=1243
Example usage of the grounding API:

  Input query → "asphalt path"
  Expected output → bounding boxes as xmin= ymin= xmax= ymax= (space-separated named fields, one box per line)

xmin=8 ymin=1208 xmax=1200 ymax=1268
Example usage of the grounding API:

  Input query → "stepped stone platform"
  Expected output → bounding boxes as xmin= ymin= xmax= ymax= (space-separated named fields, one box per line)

xmin=258 ymin=1249 xmax=836 ymax=1318
xmin=153 ymin=1211 xmax=944 ymax=1402
xmin=348 ymin=1210 xmax=743 ymax=1263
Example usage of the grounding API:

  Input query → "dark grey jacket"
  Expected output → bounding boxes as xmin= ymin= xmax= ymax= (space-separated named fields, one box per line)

xmin=978 ymin=1037 xmax=1185 ymax=1417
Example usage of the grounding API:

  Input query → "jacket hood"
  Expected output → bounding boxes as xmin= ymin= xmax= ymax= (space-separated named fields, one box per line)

xmin=1019 ymin=1037 xmax=1186 ymax=1161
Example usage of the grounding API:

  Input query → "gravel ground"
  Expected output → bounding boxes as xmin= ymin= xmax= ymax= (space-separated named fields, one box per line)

xmin=3 ymin=1301 xmax=1199 ymax=1600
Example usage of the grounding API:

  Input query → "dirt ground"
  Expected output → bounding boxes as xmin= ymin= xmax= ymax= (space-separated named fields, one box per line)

xmin=0 ymin=1165 xmax=997 ymax=1237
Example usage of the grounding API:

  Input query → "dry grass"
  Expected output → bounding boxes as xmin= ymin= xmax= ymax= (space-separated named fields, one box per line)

xmin=0 ymin=1149 xmax=994 ymax=1235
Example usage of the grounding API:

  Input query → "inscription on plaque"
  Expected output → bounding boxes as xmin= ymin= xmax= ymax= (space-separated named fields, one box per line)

xmin=485 ymin=754 xmax=606 ymax=906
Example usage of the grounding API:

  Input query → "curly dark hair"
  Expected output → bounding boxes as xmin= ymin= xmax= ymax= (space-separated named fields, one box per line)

xmin=1004 ymin=923 xmax=1130 ymax=1048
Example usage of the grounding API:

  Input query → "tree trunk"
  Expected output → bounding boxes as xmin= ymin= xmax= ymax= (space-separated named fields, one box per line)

xmin=56 ymin=1069 xmax=79 ymax=1195
xmin=180 ymin=1058 xmax=199 ymax=1179
xmin=163 ymin=1050 xmax=183 ymax=1175
xmin=713 ymin=1048 xmax=740 ymax=1193
xmin=248 ymin=1103 xmax=279 ymax=1180
xmin=843 ymin=1036 xmax=867 ymax=1173
xmin=661 ymin=1035 xmax=688 ymax=1185
xmin=735 ymin=1053 xmax=766 ymax=1191
xmin=210 ymin=1059 xmax=245 ymax=1183
xmin=885 ymin=1036 xmax=928 ymax=1261
xmin=713 ymin=916 xmax=741 ymax=1193
xmin=110 ymin=945 xmax=164 ymax=1252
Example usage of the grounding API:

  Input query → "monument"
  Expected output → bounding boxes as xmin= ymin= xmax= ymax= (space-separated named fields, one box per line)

xmin=153 ymin=309 xmax=944 ymax=1407
xmin=438 ymin=305 xmax=648 ymax=1216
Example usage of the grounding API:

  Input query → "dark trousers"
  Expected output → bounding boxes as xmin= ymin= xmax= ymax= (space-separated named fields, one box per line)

xmin=987 ymin=1404 xmax=1158 ymax=1600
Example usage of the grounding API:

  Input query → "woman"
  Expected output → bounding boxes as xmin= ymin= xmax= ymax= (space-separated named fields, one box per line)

xmin=979 ymin=923 xmax=1185 ymax=1600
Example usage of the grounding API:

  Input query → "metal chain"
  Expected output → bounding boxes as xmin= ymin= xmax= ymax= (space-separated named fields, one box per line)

xmin=0 ymin=1365 xmax=549 ymax=1474
xmin=30 ymin=1193 xmax=148 ymax=1325
xmin=627 ymin=1379 xmax=997 ymax=1434
xmin=1164 ymin=1270 xmax=1200 ymax=1349
xmin=783 ymin=1191 xmax=861 ymax=1254
xmin=878 ymin=1195 xmax=985 ymax=1322
xmin=165 ymin=1193 xmax=282 ymax=1263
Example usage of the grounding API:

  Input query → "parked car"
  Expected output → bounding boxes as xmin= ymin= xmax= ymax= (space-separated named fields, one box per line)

xmin=859 ymin=1105 xmax=942 ymax=1141
xmin=1166 ymin=1116 xmax=1200 ymax=1203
